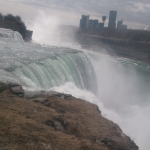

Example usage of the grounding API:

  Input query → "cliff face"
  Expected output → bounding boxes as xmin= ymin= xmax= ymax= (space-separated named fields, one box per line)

xmin=0 ymin=83 xmax=138 ymax=150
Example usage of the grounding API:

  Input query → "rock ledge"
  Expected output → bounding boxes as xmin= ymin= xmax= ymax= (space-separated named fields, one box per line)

xmin=0 ymin=82 xmax=138 ymax=150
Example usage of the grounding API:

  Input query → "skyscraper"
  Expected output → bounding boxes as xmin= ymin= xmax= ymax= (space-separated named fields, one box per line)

xmin=117 ymin=20 xmax=127 ymax=30
xmin=102 ymin=16 xmax=106 ymax=26
xmin=89 ymin=19 xmax=98 ymax=29
xmin=79 ymin=15 xmax=89 ymax=29
xmin=108 ymin=11 xmax=117 ymax=29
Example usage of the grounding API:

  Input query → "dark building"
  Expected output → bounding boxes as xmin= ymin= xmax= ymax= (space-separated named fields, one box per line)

xmin=117 ymin=20 xmax=127 ymax=30
xmin=96 ymin=23 xmax=104 ymax=29
xmin=102 ymin=16 xmax=106 ymax=27
xmin=99 ymin=23 xmax=104 ymax=28
xmin=108 ymin=10 xmax=117 ymax=29
xmin=89 ymin=19 xmax=99 ymax=29
xmin=117 ymin=20 xmax=123 ymax=29
xmin=80 ymin=15 xmax=89 ymax=29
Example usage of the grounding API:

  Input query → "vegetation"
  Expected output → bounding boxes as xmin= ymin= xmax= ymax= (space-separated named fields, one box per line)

xmin=0 ymin=13 xmax=26 ymax=39
xmin=0 ymin=82 xmax=139 ymax=150
xmin=0 ymin=13 xmax=3 ymax=20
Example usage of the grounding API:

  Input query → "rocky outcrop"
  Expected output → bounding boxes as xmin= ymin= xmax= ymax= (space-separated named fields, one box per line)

xmin=0 ymin=82 xmax=24 ymax=96
xmin=0 ymin=83 xmax=138 ymax=150
xmin=0 ymin=82 xmax=7 ymax=92
xmin=25 ymin=30 xmax=33 ymax=41
xmin=9 ymin=83 xmax=24 ymax=97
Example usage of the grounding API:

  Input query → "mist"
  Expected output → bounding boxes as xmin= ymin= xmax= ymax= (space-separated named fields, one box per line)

xmin=28 ymin=11 xmax=79 ymax=47
xmin=89 ymin=52 xmax=150 ymax=150
xmin=28 ymin=12 xmax=150 ymax=150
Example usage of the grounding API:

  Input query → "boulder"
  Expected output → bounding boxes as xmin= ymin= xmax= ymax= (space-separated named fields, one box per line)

xmin=9 ymin=83 xmax=21 ymax=88
xmin=32 ymin=98 xmax=49 ymax=103
xmin=0 ymin=82 xmax=5 ymax=92
xmin=0 ymin=82 xmax=8 ymax=92
xmin=9 ymin=84 xmax=24 ymax=97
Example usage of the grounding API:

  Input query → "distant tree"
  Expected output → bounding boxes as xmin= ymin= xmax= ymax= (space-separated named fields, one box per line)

xmin=4 ymin=14 xmax=16 ymax=22
xmin=16 ymin=16 xmax=21 ymax=23
xmin=18 ymin=21 xmax=26 ymax=39
xmin=0 ymin=13 xmax=3 ymax=20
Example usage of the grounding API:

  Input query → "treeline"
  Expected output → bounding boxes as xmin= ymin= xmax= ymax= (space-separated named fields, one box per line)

xmin=0 ymin=13 xmax=26 ymax=39
xmin=78 ymin=28 xmax=150 ymax=43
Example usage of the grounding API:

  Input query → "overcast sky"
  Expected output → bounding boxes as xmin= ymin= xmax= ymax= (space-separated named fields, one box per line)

xmin=1 ymin=0 xmax=150 ymax=29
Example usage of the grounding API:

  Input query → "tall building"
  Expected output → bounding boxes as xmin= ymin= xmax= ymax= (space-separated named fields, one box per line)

xmin=117 ymin=20 xmax=127 ymax=30
xmin=117 ymin=20 xmax=123 ymax=29
xmin=79 ymin=15 xmax=89 ymax=29
xmin=89 ymin=19 xmax=99 ymax=29
xmin=102 ymin=16 xmax=106 ymax=27
xmin=97 ymin=23 xmax=104 ymax=29
xmin=108 ymin=10 xmax=117 ymax=29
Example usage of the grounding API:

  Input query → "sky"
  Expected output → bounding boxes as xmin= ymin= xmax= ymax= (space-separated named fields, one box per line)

xmin=0 ymin=0 xmax=150 ymax=29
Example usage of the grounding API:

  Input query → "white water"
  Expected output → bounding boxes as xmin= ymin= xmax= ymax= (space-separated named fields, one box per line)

xmin=88 ymin=52 xmax=150 ymax=150
xmin=51 ymin=49 xmax=150 ymax=150
xmin=0 ymin=28 xmax=23 ymax=41
xmin=0 ymin=25 xmax=150 ymax=150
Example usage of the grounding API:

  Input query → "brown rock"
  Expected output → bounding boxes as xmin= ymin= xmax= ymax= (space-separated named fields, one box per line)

xmin=10 ymin=85 xmax=24 ymax=97
xmin=0 ymin=85 xmax=139 ymax=150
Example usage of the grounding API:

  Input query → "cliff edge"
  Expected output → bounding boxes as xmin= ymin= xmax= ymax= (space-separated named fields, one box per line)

xmin=0 ymin=83 xmax=138 ymax=150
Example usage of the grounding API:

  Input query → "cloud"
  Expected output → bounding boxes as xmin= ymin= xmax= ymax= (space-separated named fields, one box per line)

xmin=1 ymin=0 xmax=150 ymax=29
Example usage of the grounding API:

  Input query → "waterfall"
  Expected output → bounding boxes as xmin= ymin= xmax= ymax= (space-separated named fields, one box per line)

xmin=0 ymin=34 xmax=97 ymax=94
xmin=12 ymin=52 xmax=98 ymax=94
xmin=0 ymin=28 xmax=23 ymax=41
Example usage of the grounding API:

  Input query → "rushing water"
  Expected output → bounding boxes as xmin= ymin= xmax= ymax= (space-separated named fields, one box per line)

xmin=0 ymin=35 xmax=97 ymax=95
xmin=0 ymin=28 xmax=23 ymax=41
xmin=0 ymin=29 xmax=150 ymax=150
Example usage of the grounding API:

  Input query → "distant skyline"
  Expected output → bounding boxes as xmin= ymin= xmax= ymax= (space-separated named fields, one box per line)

xmin=0 ymin=0 xmax=150 ymax=30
